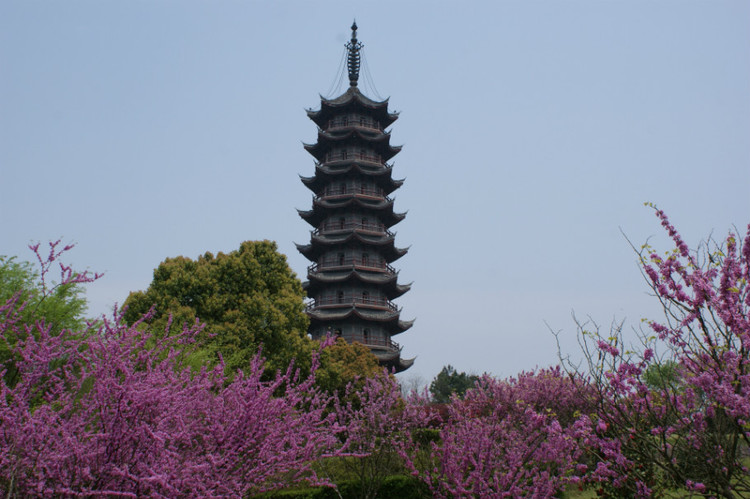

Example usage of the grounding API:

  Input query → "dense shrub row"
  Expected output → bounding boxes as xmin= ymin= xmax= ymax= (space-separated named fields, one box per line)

xmin=254 ymin=476 xmax=429 ymax=499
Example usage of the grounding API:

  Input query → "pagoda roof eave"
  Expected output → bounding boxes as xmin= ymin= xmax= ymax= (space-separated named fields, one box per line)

xmin=393 ymin=356 xmax=415 ymax=372
xmin=295 ymin=242 xmax=314 ymax=259
xmin=315 ymin=128 xmax=395 ymax=145
xmin=298 ymin=233 xmax=408 ymax=262
xmin=306 ymin=271 xmax=410 ymax=298
xmin=298 ymin=241 xmax=408 ymax=263
xmin=321 ymin=87 xmax=390 ymax=108
xmin=310 ymin=231 xmax=397 ymax=246
xmin=307 ymin=87 xmax=399 ymax=128
xmin=297 ymin=208 xmax=314 ymax=220
xmin=307 ymin=307 xmax=412 ymax=333
xmin=372 ymin=349 xmax=401 ymax=362
xmin=300 ymin=165 xmax=404 ymax=195
xmin=298 ymin=198 xmax=404 ymax=228
xmin=307 ymin=307 xmax=396 ymax=322
xmin=375 ymin=352 xmax=414 ymax=372
xmin=311 ymin=196 xmax=396 ymax=210
xmin=392 ymin=318 xmax=415 ymax=334
xmin=304 ymin=133 xmax=402 ymax=162
xmin=307 ymin=269 xmax=397 ymax=285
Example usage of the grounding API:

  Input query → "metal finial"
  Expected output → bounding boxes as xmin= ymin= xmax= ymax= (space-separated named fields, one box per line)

xmin=346 ymin=21 xmax=363 ymax=87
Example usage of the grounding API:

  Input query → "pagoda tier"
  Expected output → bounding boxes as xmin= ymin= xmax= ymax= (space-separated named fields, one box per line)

xmin=296 ymin=23 xmax=414 ymax=372
xmin=303 ymin=129 xmax=402 ymax=163
xmin=296 ymin=233 xmax=408 ymax=263
xmin=307 ymin=86 xmax=399 ymax=130
xmin=305 ymin=269 xmax=412 ymax=299
xmin=305 ymin=307 xmax=414 ymax=335
xmin=298 ymin=196 xmax=406 ymax=228
xmin=299 ymin=163 xmax=404 ymax=195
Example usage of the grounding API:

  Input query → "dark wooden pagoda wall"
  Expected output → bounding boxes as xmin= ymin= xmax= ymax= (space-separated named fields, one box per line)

xmin=298 ymin=90 xmax=413 ymax=372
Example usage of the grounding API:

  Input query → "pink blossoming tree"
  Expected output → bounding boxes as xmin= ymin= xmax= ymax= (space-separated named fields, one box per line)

xmin=404 ymin=368 xmax=594 ymax=498
xmin=0 ymin=243 xmax=339 ymax=498
xmin=575 ymin=207 xmax=750 ymax=498
xmin=321 ymin=371 xmax=430 ymax=499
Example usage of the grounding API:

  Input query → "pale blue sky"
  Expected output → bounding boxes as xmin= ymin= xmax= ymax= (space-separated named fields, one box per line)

xmin=2 ymin=1 xmax=749 ymax=385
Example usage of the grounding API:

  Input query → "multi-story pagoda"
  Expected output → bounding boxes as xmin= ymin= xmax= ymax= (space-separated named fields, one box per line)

xmin=297 ymin=23 xmax=414 ymax=372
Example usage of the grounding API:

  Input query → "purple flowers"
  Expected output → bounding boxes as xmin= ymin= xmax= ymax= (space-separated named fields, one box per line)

xmin=0 ymin=245 xmax=338 ymax=497
xmin=578 ymin=207 xmax=750 ymax=496
xmin=401 ymin=368 xmax=595 ymax=498
xmin=3 ymin=206 xmax=750 ymax=497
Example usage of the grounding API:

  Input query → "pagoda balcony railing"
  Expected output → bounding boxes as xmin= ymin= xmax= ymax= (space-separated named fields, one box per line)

xmin=348 ymin=333 xmax=401 ymax=352
xmin=325 ymin=152 xmax=382 ymax=164
xmin=315 ymin=221 xmax=393 ymax=237
xmin=308 ymin=258 xmax=396 ymax=274
xmin=318 ymin=186 xmax=390 ymax=202
xmin=316 ymin=160 xmax=393 ymax=171
xmin=307 ymin=294 xmax=399 ymax=312
xmin=327 ymin=118 xmax=382 ymax=132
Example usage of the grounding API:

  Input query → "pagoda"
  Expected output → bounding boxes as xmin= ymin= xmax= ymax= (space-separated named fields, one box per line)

xmin=297 ymin=23 xmax=414 ymax=372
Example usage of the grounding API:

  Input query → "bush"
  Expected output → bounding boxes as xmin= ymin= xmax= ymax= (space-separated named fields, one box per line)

xmin=252 ymin=476 xmax=429 ymax=499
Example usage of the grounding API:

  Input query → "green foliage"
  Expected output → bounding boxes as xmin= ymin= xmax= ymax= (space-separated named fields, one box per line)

xmin=315 ymin=338 xmax=381 ymax=395
xmin=253 ymin=487 xmax=339 ymax=499
xmin=252 ymin=476 xmax=429 ymax=499
xmin=123 ymin=241 xmax=384 ymax=388
xmin=0 ymin=255 xmax=88 ymax=334
xmin=123 ymin=241 xmax=311 ymax=375
xmin=377 ymin=475 xmax=431 ymax=499
xmin=411 ymin=428 xmax=440 ymax=448
xmin=428 ymin=364 xmax=478 ymax=403
xmin=641 ymin=360 xmax=681 ymax=391
xmin=0 ymin=254 xmax=89 ymax=387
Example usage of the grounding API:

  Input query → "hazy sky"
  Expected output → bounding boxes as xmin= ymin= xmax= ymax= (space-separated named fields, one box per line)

xmin=2 ymin=1 xmax=749 ymax=386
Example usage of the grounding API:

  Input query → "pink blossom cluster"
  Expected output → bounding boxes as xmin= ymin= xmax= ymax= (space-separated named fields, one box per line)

xmin=0 ymin=245 xmax=339 ymax=498
xmin=579 ymin=209 xmax=750 ymax=497
xmin=403 ymin=368 xmax=595 ymax=498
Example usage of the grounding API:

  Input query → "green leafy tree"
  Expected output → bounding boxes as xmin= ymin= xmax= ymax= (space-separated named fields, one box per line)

xmin=0 ymin=257 xmax=88 ymax=334
xmin=429 ymin=365 xmax=479 ymax=403
xmin=315 ymin=338 xmax=382 ymax=395
xmin=123 ymin=240 xmax=312 ymax=375
xmin=641 ymin=359 xmax=682 ymax=391
xmin=1 ymin=242 xmax=97 ymax=387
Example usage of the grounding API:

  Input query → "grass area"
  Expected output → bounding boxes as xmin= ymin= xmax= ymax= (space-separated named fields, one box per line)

xmin=255 ymin=455 xmax=750 ymax=498
xmin=561 ymin=486 xmax=598 ymax=498
xmin=251 ymin=475 xmax=430 ymax=499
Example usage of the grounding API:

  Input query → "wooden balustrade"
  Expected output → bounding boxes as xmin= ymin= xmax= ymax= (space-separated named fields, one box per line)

xmin=318 ymin=186 xmax=387 ymax=201
xmin=327 ymin=118 xmax=382 ymax=132
xmin=325 ymin=152 xmax=382 ymax=164
xmin=308 ymin=258 xmax=396 ymax=274
xmin=314 ymin=221 xmax=393 ymax=237
xmin=307 ymin=294 xmax=399 ymax=312
xmin=347 ymin=332 xmax=400 ymax=351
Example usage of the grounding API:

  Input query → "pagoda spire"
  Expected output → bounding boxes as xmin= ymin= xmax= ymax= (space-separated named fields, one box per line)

xmin=346 ymin=21 xmax=363 ymax=87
